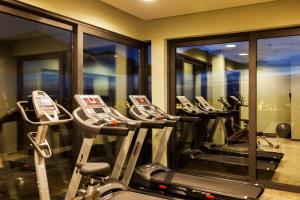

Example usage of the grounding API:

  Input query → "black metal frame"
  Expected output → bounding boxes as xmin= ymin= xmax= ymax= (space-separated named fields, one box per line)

xmin=168 ymin=28 xmax=300 ymax=193
xmin=0 ymin=0 xmax=150 ymax=165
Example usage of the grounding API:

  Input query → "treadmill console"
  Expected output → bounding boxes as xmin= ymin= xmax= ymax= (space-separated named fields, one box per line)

xmin=218 ymin=96 xmax=231 ymax=108
xmin=230 ymin=96 xmax=242 ymax=105
xmin=129 ymin=95 xmax=168 ymax=119
xmin=32 ymin=90 xmax=60 ymax=118
xmin=195 ymin=96 xmax=217 ymax=112
xmin=75 ymin=95 xmax=119 ymax=123
xmin=176 ymin=96 xmax=202 ymax=114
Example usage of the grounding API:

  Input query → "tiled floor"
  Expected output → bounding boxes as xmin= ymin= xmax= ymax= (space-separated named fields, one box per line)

xmin=258 ymin=137 xmax=300 ymax=186
xmin=261 ymin=189 xmax=300 ymax=200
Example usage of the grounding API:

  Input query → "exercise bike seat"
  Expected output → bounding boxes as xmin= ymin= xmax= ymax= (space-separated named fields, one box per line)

xmin=76 ymin=162 xmax=111 ymax=176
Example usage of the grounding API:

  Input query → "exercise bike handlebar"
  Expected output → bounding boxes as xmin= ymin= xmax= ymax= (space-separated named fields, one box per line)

xmin=17 ymin=101 xmax=73 ymax=126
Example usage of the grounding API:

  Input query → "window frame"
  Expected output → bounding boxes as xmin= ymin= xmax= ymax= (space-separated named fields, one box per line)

xmin=168 ymin=27 xmax=300 ymax=193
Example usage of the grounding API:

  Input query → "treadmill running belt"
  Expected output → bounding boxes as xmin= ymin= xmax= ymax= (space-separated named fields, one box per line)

xmin=152 ymin=172 xmax=262 ymax=199
xmin=111 ymin=191 xmax=167 ymax=200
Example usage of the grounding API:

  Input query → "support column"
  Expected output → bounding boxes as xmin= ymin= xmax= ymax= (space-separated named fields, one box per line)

xmin=115 ymin=45 xmax=127 ymax=114
xmin=151 ymin=38 xmax=168 ymax=165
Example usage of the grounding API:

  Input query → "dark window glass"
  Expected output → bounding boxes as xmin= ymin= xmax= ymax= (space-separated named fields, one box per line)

xmin=175 ymin=42 xmax=250 ymax=180
xmin=83 ymin=34 xmax=139 ymax=114
xmin=0 ymin=13 xmax=73 ymax=199
xmin=257 ymin=36 xmax=300 ymax=184
xmin=82 ymin=33 xmax=141 ymax=169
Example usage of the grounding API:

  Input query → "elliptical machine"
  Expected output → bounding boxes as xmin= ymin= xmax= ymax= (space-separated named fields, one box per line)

xmin=219 ymin=96 xmax=279 ymax=148
xmin=16 ymin=90 xmax=73 ymax=200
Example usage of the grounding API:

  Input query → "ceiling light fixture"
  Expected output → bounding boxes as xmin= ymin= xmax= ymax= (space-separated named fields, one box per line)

xmin=142 ymin=0 xmax=156 ymax=2
xmin=225 ymin=44 xmax=236 ymax=48
xmin=238 ymin=53 xmax=248 ymax=56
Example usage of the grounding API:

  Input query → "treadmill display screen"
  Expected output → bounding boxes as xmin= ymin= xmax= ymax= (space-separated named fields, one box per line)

xmin=36 ymin=97 xmax=55 ymax=110
xmin=135 ymin=97 xmax=150 ymax=105
xmin=82 ymin=97 xmax=104 ymax=107
xmin=177 ymin=96 xmax=189 ymax=104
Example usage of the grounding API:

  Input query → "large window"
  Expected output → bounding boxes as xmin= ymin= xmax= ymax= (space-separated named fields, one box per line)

xmin=0 ymin=3 xmax=150 ymax=199
xmin=82 ymin=33 xmax=142 ymax=169
xmin=83 ymin=34 xmax=139 ymax=114
xmin=257 ymin=35 xmax=300 ymax=185
xmin=175 ymin=41 xmax=250 ymax=179
xmin=0 ymin=12 xmax=73 ymax=199
xmin=170 ymin=29 xmax=300 ymax=191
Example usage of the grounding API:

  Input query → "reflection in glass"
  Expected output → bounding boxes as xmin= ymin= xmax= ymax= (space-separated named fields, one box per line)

xmin=83 ymin=34 xmax=141 ymax=171
xmin=83 ymin=34 xmax=139 ymax=114
xmin=0 ymin=13 xmax=73 ymax=199
xmin=257 ymin=36 xmax=300 ymax=185
xmin=175 ymin=42 xmax=251 ymax=179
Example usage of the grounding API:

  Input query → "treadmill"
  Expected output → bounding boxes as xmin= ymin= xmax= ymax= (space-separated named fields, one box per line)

xmin=176 ymin=96 xmax=276 ymax=180
xmin=66 ymin=94 xmax=177 ymax=200
xmin=195 ymin=96 xmax=283 ymax=163
xmin=128 ymin=95 xmax=264 ymax=200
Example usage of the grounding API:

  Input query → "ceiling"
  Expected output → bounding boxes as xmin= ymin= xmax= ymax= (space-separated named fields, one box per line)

xmin=101 ymin=0 xmax=276 ymax=20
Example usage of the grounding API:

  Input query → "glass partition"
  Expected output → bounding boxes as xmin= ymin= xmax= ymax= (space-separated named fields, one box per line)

xmin=82 ymin=33 xmax=140 ymax=168
xmin=257 ymin=35 xmax=300 ymax=185
xmin=175 ymin=42 xmax=250 ymax=179
xmin=83 ymin=34 xmax=139 ymax=114
xmin=0 ymin=12 xmax=73 ymax=199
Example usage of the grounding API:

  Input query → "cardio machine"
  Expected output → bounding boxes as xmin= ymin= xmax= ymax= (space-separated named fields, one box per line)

xmin=202 ymin=96 xmax=283 ymax=163
xmin=176 ymin=96 xmax=277 ymax=179
xmin=65 ymin=94 xmax=175 ymax=200
xmin=128 ymin=95 xmax=264 ymax=200
xmin=16 ymin=90 xmax=73 ymax=200
xmin=226 ymin=96 xmax=281 ymax=150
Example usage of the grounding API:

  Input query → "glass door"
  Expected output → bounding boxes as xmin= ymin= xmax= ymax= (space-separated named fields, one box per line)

xmin=256 ymin=35 xmax=300 ymax=185
xmin=174 ymin=41 xmax=250 ymax=180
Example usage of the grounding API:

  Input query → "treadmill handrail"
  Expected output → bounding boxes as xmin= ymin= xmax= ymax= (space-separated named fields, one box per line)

xmin=17 ymin=101 xmax=73 ymax=126
xmin=72 ymin=107 xmax=131 ymax=136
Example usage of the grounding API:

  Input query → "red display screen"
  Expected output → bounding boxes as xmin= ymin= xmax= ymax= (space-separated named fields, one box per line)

xmin=82 ymin=97 xmax=103 ymax=106
xmin=135 ymin=97 xmax=150 ymax=105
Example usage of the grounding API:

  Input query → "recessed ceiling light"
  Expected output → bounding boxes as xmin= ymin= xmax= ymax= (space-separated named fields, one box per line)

xmin=238 ymin=53 xmax=248 ymax=56
xmin=142 ymin=0 xmax=156 ymax=2
xmin=225 ymin=44 xmax=236 ymax=48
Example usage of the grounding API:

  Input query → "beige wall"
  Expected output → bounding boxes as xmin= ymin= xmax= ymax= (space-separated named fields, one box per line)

xmin=182 ymin=62 xmax=194 ymax=100
xmin=144 ymin=0 xmax=300 ymax=40
xmin=17 ymin=0 xmax=143 ymax=40
xmin=257 ymin=65 xmax=291 ymax=133
xmin=290 ymin=58 xmax=300 ymax=139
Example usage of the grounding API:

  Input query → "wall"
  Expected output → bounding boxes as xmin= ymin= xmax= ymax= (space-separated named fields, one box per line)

xmin=290 ymin=58 xmax=300 ymax=139
xmin=17 ymin=0 xmax=143 ymax=40
xmin=257 ymin=64 xmax=291 ymax=133
xmin=182 ymin=62 xmax=193 ymax=100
